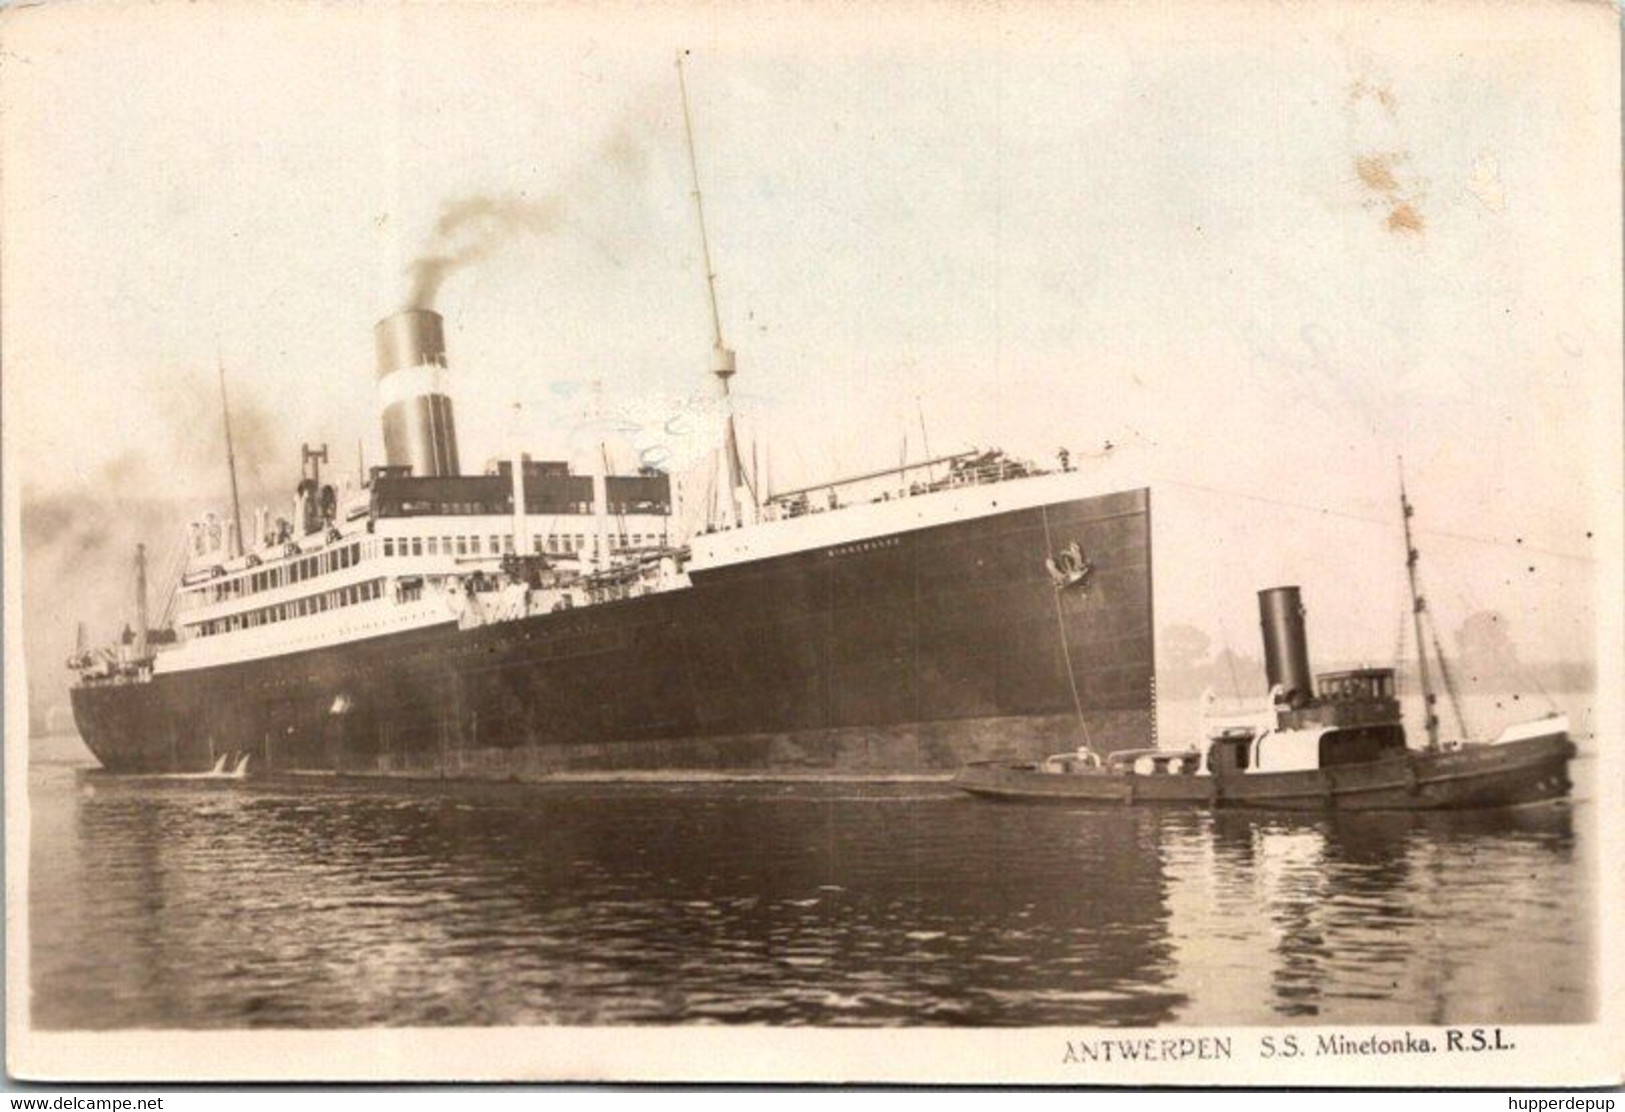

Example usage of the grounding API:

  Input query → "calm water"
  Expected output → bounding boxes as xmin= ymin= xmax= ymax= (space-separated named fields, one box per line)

xmin=29 ymin=722 xmax=1596 ymax=1029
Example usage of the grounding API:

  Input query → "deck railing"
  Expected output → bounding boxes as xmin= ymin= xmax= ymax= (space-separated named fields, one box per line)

xmin=758 ymin=451 xmax=1043 ymax=525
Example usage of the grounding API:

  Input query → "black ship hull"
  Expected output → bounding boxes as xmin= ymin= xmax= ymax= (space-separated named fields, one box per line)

xmin=71 ymin=488 xmax=1154 ymax=777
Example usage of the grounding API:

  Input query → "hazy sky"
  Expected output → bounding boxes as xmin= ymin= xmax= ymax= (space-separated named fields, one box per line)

xmin=4 ymin=0 xmax=1619 ymax=689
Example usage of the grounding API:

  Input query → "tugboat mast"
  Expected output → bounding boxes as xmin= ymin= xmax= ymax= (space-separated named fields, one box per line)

xmin=676 ymin=50 xmax=750 ymax=529
xmin=1399 ymin=460 xmax=1440 ymax=751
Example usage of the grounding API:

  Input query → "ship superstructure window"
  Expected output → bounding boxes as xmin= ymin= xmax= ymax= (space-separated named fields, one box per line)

xmin=204 ymin=537 xmax=364 ymax=604
xmin=371 ymin=470 xmax=668 ymax=520
xmin=193 ymin=578 xmax=385 ymax=637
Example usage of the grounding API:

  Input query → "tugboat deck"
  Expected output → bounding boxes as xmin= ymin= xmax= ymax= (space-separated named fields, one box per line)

xmin=954 ymin=732 xmax=1575 ymax=811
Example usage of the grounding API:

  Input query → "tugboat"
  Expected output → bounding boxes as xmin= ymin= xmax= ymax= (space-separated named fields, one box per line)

xmin=954 ymin=477 xmax=1578 ymax=810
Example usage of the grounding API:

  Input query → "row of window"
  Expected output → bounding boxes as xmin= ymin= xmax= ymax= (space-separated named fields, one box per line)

xmin=381 ymin=532 xmax=670 ymax=558
xmin=382 ymin=498 xmax=594 ymax=517
xmin=194 ymin=579 xmax=385 ymax=638
xmin=207 ymin=542 xmax=364 ymax=603
xmin=377 ymin=498 xmax=670 ymax=518
xmin=195 ymin=523 xmax=678 ymax=615
xmin=383 ymin=534 xmax=513 ymax=558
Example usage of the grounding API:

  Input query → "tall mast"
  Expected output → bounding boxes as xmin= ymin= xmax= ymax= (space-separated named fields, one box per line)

xmin=676 ymin=49 xmax=749 ymax=528
xmin=218 ymin=358 xmax=245 ymax=558
xmin=133 ymin=543 xmax=149 ymax=662
xmin=1399 ymin=459 xmax=1440 ymax=750
xmin=592 ymin=441 xmax=611 ymax=569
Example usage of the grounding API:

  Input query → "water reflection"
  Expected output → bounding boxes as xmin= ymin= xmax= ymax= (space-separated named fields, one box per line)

xmin=31 ymin=755 xmax=1591 ymax=1029
xmin=1159 ymin=807 xmax=1587 ymax=1026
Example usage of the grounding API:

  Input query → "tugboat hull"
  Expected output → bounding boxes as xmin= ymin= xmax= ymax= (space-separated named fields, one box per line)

xmin=953 ymin=732 xmax=1576 ymax=811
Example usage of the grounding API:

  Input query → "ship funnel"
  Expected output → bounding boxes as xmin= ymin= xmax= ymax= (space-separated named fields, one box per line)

xmin=374 ymin=309 xmax=461 ymax=477
xmin=1258 ymin=586 xmax=1314 ymax=706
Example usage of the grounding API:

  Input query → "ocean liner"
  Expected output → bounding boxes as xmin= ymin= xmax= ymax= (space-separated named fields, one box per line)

xmin=66 ymin=64 xmax=1157 ymax=779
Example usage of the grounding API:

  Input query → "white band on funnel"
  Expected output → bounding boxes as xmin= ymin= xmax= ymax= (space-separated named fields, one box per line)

xmin=378 ymin=364 xmax=450 ymax=410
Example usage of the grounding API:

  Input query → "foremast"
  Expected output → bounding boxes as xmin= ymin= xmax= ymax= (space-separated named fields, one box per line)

xmin=677 ymin=50 xmax=754 ymax=532
xmin=218 ymin=357 xmax=245 ymax=559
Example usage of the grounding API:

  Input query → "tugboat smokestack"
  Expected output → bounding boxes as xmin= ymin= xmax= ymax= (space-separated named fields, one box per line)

xmin=1258 ymin=586 xmax=1314 ymax=706
xmin=374 ymin=308 xmax=460 ymax=477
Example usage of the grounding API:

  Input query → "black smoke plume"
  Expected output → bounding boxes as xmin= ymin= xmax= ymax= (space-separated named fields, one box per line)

xmin=402 ymin=109 xmax=658 ymax=310
xmin=405 ymin=193 xmax=566 ymax=310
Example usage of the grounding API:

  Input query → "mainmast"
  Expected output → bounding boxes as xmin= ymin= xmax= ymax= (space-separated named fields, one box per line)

xmin=676 ymin=50 xmax=751 ymax=529
xmin=1399 ymin=460 xmax=1440 ymax=751
xmin=218 ymin=358 xmax=245 ymax=558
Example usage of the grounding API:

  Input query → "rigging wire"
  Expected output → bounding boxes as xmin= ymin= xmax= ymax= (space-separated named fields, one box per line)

xmin=1428 ymin=621 xmax=1470 ymax=740
xmin=1389 ymin=582 xmax=1411 ymax=681
xmin=601 ymin=442 xmax=629 ymax=545
xmin=733 ymin=418 xmax=759 ymax=505
xmin=154 ymin=527 xmax=192 ymax=629
xmin=1451 ymin=588 xmax=1562 ymax=716
xmin=1157 ymin=476 xmax=1593 ymax=564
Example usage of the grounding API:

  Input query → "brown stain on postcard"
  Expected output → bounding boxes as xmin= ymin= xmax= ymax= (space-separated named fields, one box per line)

xmin=1385 ymin=202 xmax=1423 ymax=234
xmin=1355 ymin=154 xmax=1400 ymax=193
xmin=1346 ymin=77 xmax=1426 ymax=236
xmin=1354 ymin=149 xmax=1424 ymax=234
